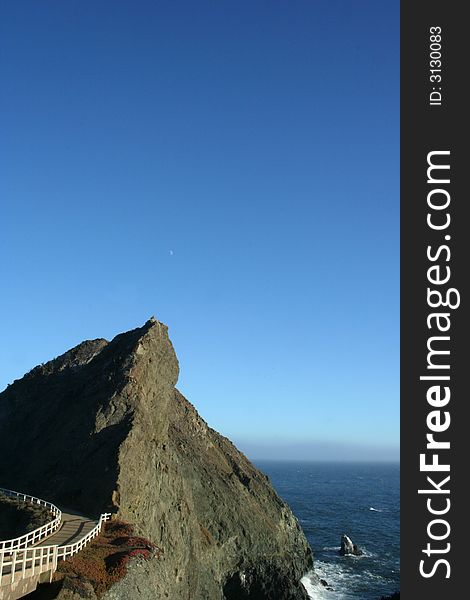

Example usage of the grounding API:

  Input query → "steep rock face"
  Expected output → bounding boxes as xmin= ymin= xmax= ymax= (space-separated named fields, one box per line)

xmin=0 ymin=318 xmax=312 ymax=599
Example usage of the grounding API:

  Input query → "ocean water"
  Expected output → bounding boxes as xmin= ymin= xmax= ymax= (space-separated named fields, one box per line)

xmin=255 ymin=461 xmax=400 ymax=600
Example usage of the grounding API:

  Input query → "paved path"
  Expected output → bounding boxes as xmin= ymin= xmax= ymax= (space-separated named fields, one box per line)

xmin=35 ymin=511 xmax=98 ymax=548
xmin=1 ymin=489 xmax=109 ymax=600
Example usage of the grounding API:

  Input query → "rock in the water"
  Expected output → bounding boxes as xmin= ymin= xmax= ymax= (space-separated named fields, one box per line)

xmin=0 ymin=318 xmax=312 ymax=600
xmin=339 ymin=534 xmax=363 ymax=556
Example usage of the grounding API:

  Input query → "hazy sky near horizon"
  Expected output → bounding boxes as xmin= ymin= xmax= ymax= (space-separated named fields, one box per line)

xmin=0 ymin=1 xmax=399 ymax=461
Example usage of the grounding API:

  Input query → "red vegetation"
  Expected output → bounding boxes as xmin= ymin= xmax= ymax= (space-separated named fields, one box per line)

xmin=55 ymin=520 xmax=161 ymax=597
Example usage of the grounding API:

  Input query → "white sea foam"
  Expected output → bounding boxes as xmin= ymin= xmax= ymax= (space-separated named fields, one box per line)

xmin=301 ymin=560 xmax=387 ymax=599
xmin=343 ymin=546 xmax=376 ymax=559
xmin=301 ymin=571 xmax=340 ymax=599
xmin=369 ymin=507 xmax=383 ymax=512
xmin=321 ymin=546 xmax=375 ymax=559
xmin=301 ymin=566 xmax=351 ymax=599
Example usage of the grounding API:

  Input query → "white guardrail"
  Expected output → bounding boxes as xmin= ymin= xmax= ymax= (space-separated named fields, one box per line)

xmin=0 ymin=488 xmax=111 ymax=585
xmin=0 ymin=545 xmax=58 ymax=585
xmin=0 ymin=487 xmax=62 ymax=552
xmin=57 ymin=512 xmax=111 ymax=560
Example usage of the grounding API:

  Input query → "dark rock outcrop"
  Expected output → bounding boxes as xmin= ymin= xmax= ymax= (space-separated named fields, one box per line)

xmin=0 ymin=493 xmax=51 ymax=539
xmin=339 ymin=534 xmax=363 ymax=557
xmin=0 ymin=318 xmax=312 ymax=599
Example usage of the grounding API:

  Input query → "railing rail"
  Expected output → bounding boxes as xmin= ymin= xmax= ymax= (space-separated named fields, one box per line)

xmin=0 ymin=487 xmax=62 ymax=553
xmin=0 ymin=511 xmax=111 ymax=585
xmin=58 ymin=512 xmax=111 ymax=560
xmin=0 ymin=545 xmax=58 ymax=585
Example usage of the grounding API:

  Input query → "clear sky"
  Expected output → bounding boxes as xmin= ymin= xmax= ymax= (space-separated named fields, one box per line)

xmin=0 ymin=1 xmax=399 ymax=461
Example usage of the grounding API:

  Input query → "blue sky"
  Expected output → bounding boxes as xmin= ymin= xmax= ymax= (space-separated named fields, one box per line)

xmin=0 ymin=1 xmax=399 ymax=461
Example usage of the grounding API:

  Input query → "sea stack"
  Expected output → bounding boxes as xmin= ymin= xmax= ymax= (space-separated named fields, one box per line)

xmin=339 ymin=534 xmax=363 ymax=557
xmin=0 ymin=318 xmax=312 ymax=599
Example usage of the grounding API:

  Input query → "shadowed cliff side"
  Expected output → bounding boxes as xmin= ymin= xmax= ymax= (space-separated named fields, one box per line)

xmin=0 ymin=318 xmax=312 ymax=600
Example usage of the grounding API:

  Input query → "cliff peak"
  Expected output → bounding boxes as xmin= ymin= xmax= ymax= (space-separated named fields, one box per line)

xmin=0 ymin=319 xmax=311 ymax=600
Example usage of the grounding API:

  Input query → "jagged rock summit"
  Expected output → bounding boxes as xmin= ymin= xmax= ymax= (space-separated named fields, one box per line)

xmin=0 ymin=318 xmax=312 ymax=599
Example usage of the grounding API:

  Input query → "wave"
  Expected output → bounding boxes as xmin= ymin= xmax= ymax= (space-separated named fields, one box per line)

xmin=369 ymin=507 xmax=383 ymax=512
xmin=301 ymin=560 xmax=388 ymax=599
xmin=301 ymin=565 xmax=355 ymax=599
xmin=301 ymin=571 xmax=343 ymax=599
xmin=320 ymin=546 xmax=376 ymax=559
xmin=342 ymin=547 xmax=376 ymax=559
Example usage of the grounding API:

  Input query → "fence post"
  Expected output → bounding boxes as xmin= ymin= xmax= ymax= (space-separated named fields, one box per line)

xmin=10 ymin=551 xmax=17 ymax=584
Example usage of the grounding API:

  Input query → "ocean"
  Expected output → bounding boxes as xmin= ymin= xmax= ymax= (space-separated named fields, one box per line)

xmin=254 ymin=461 xmax=400 ymax=600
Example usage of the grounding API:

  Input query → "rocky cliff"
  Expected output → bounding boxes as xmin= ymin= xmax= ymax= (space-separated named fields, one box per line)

xmin=0 ymin=318 xmax=312 ymax=599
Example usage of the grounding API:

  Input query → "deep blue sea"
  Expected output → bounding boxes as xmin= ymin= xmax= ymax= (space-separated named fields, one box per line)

xmin=255 ymin=461 xmax=400 ymax=600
